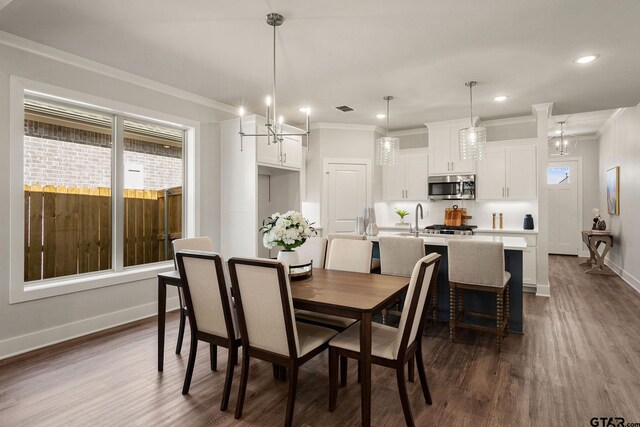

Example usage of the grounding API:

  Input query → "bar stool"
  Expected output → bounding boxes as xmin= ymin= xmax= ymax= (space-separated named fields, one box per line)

xmin=447 ymin=240 xmax=510 ymax=351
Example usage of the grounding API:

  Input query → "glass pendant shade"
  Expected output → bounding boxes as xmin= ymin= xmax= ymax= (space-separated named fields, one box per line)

xmin=376 ymin=136 xmax=400 ymax=165
xmin=458 ymin=126 xmax=487 ymax=160
xmin=548 ymin=135 xmax=577 ymax=156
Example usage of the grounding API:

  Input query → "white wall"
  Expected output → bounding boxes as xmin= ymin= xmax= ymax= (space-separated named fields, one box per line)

xmin=598 ymin=107 xmax=640 ymax=293
xmin=0 ymin=40 xmax=228 ymax=359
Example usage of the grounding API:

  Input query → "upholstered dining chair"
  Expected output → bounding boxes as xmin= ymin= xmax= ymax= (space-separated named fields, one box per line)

xmin=228 ymin=257 xmax=338 ymax=427
xmin=326 ymin=233 xmax=380 ymax=271
xmin=325 ymin=238 xmax=373 ymax=274
xmin=172 ymin=236 xmax=214 ymax=355
xmin=175 ymin=250 xmax=241 ymax=411
xmin=379 ymin=236 xmax=426 ymax=324
xmin=447 ymin=240 xmax=511 ymax=351
xmin=328 ymin=253 xmax=441 ymax=426
xmin=295 ymin=236 xmax=328 ymax=268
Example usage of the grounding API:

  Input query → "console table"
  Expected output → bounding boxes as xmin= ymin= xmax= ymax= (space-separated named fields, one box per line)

xmin=580 ymin=230 xmax=615 ymax=275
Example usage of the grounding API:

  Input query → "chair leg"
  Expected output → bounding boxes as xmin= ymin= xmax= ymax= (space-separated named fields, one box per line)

xmin=382 ymin=308 xmax=388 ymax=325
xmin=396 ymin=365 xmax=415 ymax=427
xmin=272 ymin=363 xmax=280 ymax=380
xmin=329 ymin=348 xmax=339 ymax=412
xmin=432 ymin=284 xmax=438 ymax=324
xmin=357 ymin=360 xmax=362 ymax=383
xmin=505 ymin=285 xmax=510 ymax=337
xmin=408 ymin=355 xmax=415 ymax=382
xmin=210 ymin=344 xmax=217 ymax=371
xmin=415 ymin=344 xmax=432 ymax=405
xmin=181 ymin=335 xmax=198 ymax=395
xmin=220 ymin=345 xmax=236 ymax=411
xmin=234 ymin=349 xmax=250 ymax=419
xmin=284 ymin=364 xmax=299 ymax=427
xmin=449 ymin=285 xmax=456 ymax=342
xmin=176 ymin=308 xmax=186 ymax=354
xmin=496 ymin=292 xmax=504 ymax=352
xmin=339 ymin=356 xmax=347 ymax=387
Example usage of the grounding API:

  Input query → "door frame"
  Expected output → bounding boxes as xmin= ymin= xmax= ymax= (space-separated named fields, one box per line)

xmin=547 ymin=157 xmax=583 ymax=256
xmin=322 ymin=158 xmax=372 ymax=233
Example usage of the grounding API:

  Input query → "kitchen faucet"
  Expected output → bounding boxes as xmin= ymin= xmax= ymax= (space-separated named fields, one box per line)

xmin=413 ymin=203 xmax=423 ymax=237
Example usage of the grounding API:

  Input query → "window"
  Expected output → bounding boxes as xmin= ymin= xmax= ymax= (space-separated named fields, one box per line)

xmin=23 ymin=96 xmax=184 ymax=283
xmin=547 ymin=166 xmax=570 ymax=185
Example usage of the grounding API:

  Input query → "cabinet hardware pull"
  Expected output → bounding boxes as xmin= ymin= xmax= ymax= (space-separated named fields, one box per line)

xmin=507 ymin=187 xmax=509 ymax=197
xmin=502 ymin=187 xmax=505 ymax=197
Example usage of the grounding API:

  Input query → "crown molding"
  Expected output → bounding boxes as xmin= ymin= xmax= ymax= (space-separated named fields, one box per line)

xmin=310 ymin=122 xmax=379 ymax=132
xmin=596 ymin=108 xmax=625 ymax=137
xmin=532 ymin=102 xmax=554 ymax=117
xmin=481 ymin=115 xmax=535 ymax=127
xmin=424 ymin=116 xmax=478 ymax=129
xmin=389 ymin=127 xmax=428 ymax=137
xmin=0 ymin=30 xmax=237 ymax=115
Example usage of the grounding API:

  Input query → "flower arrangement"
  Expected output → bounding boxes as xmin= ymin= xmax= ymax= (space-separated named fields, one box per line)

xmin=261 ymin=211 xmax=314 ymax=251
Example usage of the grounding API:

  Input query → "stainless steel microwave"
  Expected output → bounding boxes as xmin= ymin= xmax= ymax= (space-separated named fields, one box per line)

xmin=428 ymin=175 xmax=476 ymax=201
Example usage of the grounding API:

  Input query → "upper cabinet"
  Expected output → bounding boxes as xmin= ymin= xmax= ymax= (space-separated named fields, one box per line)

xmin=382 ymin=150 xmax=428 ymax=201
xmin=255 ymin=118 xmax=303 ymax=170
xmin=427 ymin=120 xmax=475 ymax=175
xmin=477 ymin=143 xmax=537 ymax=200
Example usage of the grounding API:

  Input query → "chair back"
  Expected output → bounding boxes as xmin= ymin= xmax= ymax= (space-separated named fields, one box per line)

xmin=448 ymin=240 xmax=505 ymax=287
xmin=326 ymin=233 xmax=365 ymax=262
xmin=379 ymin=236 xmax=426 ymax=276
xmin=296 ymin=237 xmax=328 ymax=268
xmin=172 ymin=237 xmax=214 ymax=269
xmin=176 ymin=251 xmax=238 ymax=340
xmin=393 ymin=253 xmax=441 ymax=359
xmin=228 ymin=258 xmax=299 ymax=358
xmin=326 ymin=239 xmax=373 ymax=273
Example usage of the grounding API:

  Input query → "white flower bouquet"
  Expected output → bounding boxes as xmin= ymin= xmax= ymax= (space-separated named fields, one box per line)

xmin=261 ymin=211 xmax=314 ymax=252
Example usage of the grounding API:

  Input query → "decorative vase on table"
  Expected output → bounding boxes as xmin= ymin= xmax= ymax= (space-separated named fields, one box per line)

xmin=260 ymin=210 xmax=314 ymax=269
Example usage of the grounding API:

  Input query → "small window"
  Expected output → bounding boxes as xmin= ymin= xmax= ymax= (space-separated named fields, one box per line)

xmin=547 ymin=166 xmax=570 ymax=185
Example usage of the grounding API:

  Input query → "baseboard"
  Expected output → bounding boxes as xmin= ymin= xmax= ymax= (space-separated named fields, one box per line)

xmin=0 ymin=296 xmax=180 ymax=360
xmin=535 ymin=283 xmax=551 ymax=297
xmin=523 ymin=283 xmax=537 ymax=294
xmin=605 ymin=258 xmax=640 ymax=295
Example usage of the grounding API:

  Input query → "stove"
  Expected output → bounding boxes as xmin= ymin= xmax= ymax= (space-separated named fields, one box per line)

xmin=423 ymin=224 xmax=477 ymax=235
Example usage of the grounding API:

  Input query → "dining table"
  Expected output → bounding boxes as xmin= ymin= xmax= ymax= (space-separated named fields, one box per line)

xmin=290 ymin=268 xmax=410 ymax=427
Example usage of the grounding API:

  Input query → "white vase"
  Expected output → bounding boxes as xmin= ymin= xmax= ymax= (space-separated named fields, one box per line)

xmin=277 ymin=250 xmax=299 ymax=268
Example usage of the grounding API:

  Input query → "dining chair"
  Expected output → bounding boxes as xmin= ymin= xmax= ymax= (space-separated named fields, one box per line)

xmin=328 ymin=253 xmax=441 ymax=427
xmin=379 ymin=236 xmax=426 ymax=324
xmin=326 ymin=238 xmax=373 ymax=274
xmin=172 ymin=236 xmax=214 ymax=355
xmin=295 ymin=236 xmax=328 ymax=268
xmin=228 ymin=257 xmax=338 ymax=427
xmin=447 ymin=240 xmax=510 ymax=351
xmin=175 ymin=250 xmax=241 ymax=411
xmin=327 ymin=233 xmax=380 ymax=271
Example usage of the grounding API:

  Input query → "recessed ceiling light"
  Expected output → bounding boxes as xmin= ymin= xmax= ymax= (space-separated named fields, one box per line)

xmin=376 ymin=113 xmax=386 ymax=119
xmin=574 ymin=54 xmax=599 ymax=64
xmin=494 ymin=95 xmax=508 ymax=102
xmin=298 ymin=106 xmax=310 ymax=114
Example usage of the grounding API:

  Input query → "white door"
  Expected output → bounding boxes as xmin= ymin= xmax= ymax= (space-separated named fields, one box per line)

xmin=282 ymin=136 xmax=302 ymax=169
xmin=477 ymin=146 xmax=506 ymax=200
xmin=548 ymin=160 xmax=579 ymax=255
xmin=404 ymin=153 xmax=429 ymax=200
xmin=325 ymin=162 xmax=368 ymax=234
xmin=428 ymin=127 xmax=451 ymax=175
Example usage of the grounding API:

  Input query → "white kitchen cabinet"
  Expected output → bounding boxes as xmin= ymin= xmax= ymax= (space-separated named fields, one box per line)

xmin=254 ymin=118 xmax=303 ymax=170
xmin=281 ymin=135 xmax=302 ymax=169
xmin=427 ymin=121 xmax=475 ymax=175
xmin=477 ymin=144 xmax=537 ymax=200
xmin=382 ymin=151 xmax=428 ymax=201
xmin=523 ymin=247 xmax=537 ymax=285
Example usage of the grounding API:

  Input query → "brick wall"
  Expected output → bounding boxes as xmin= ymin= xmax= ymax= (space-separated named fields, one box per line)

xmin=24 ymin=136 xmax=182 ymax=190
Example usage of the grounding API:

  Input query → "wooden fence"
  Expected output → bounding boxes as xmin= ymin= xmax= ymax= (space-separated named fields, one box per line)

xmin=24 ymin=185 xmax=182 ymax=282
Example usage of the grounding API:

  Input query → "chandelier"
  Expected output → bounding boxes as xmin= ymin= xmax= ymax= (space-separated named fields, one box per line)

xmin=376 ymin=96 xmax=400 ymax=166
xmin=549 ymin=121 xmax=576 ymax=156
xmin=458 ymin=81 xmax=487 ymax=160
xmin=238 ymin=13 xmax=310 ymax=151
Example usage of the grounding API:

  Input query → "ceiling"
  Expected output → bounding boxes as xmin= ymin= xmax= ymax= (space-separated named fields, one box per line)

xmin=1 ymin=0 xmax=639 ymax=130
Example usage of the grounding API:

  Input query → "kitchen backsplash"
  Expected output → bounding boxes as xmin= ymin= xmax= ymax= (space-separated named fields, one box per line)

xmin=375 ymin=200 xmax=538 ymax=230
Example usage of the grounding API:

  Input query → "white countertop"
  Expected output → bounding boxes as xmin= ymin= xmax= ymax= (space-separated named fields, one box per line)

xmin=474 ymin=227 xmax=538 ymax=235
xmin=364 ymin=231 xmax=527 ymax=251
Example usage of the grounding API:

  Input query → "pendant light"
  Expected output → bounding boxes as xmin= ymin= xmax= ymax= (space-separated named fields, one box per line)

xmin=549 ymin=121 xmax=576 ymax=156
xmin=458 ymin=81 xmax=487 ymax=160
xmin=376 ymin=96 xmax=400 ymax=166
xmin=237 ymin=13 xmax=310 ymax=151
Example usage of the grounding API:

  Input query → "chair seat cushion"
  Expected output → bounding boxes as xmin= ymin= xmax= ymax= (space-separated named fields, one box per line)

xmin=329 ymin=321 xmax=401 ymax=360
xmin=295 ymin=310 xmax=357 ymax=329
xmin=456 ymin=271 xmax=511 ymax=289
xmin=296 ymin=322 xmax=338 ymax=357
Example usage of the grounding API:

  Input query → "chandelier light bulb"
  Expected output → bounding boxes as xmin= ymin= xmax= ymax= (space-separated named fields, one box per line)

xmin=238 ymin=107 xmax=245 ymax=116
xmin=278 ymin=115 xmax=284 ymax=124
xmin=266 ymin=95 xmax=272 ymax=106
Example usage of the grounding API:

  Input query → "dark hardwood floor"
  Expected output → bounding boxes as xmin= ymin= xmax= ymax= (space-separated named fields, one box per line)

xmin=1 ymin=255 xmax=640 ymax=426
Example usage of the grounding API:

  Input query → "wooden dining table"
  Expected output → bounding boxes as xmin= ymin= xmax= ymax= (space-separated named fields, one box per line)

xmin=290 ymin=268 xmax=410 ymax=427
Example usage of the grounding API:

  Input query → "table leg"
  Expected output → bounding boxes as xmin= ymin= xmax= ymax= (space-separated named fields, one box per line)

xmin=586 ymin=236 xmax=615 ymax=275
xmin=158 ymin=278 xmax=166 ymax=371
xmin=360 ymin=312 xmax=372 ymax=427
xmin=579 ymin=233 xmax=595 ymax=266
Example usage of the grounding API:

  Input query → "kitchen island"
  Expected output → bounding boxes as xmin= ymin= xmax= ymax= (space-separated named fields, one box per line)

xmin=366 ymin=232 xmax=527 ymax=333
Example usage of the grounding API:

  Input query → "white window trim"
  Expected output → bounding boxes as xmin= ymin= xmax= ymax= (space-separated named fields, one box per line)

xmin=10 ymin=76 xmax=200 ymax=303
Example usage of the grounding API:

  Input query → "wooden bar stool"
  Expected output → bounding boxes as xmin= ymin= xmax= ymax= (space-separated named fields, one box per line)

xmin=447 ymin=240 xmax=510 ymax=351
